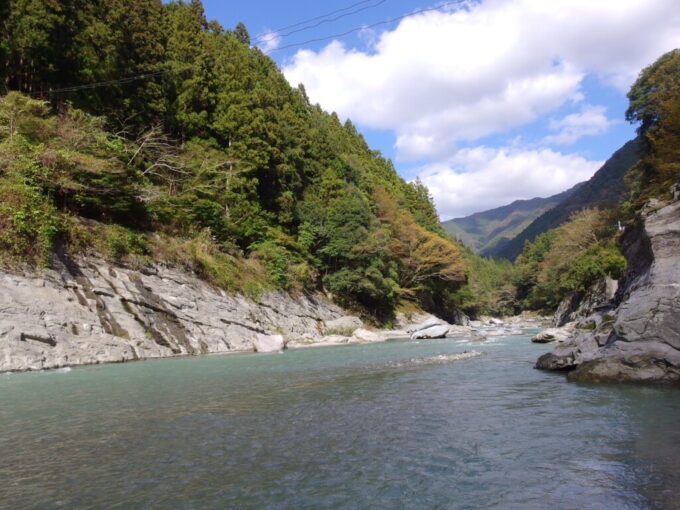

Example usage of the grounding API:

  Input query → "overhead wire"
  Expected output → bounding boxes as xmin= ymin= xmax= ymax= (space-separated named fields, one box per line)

xmin=270 ymin=0 xmax=465 ymax=53
xmin=38 ymin=0 xmax=466 ymax=96
xmin=253 ymin=0 xmax=378 ymax=41
xmin=252 ymin=0 xmax=387 ymax=45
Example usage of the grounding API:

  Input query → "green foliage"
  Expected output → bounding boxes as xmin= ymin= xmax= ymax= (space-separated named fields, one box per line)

xmin=625 ymin=49 xmax=680 ymax=203
xmin=560 ymin=242 xmax=626 ymax=292
xmin=514 ymin=210 xmax=626 ymax=311
xmin=98 ymin=224 xmax=150 ymax=260
xmin=460 ymin=249 xmax=517 ymax=317
xmin=0 ymin=2 xmax=469 ymax=321
xmin=0 ymin=179 xmax=62 ymax=266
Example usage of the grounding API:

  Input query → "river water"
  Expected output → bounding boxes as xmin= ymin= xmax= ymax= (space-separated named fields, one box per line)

xmin=1 ymin=332 xmax=679 ymax=509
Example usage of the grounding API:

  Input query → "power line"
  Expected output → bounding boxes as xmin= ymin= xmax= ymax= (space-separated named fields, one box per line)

xmin=269 ymin=0 xmax=465 ymax=54
xmin=38 ymin=0 xmax=466 ymax=96
xmin=253 ymin=0 xmax=387 ymax=45
xmin=255 ymin=0 xmax=377 ymax=40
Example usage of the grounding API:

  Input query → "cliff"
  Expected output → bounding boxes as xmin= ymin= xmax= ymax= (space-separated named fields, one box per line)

xmin=535 ymin=183 xmax=680 ymax=383
xmin=0 ymin=254 xmax=350 ymax=372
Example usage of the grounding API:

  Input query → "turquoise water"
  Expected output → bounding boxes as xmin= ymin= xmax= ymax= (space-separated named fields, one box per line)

xmin=1 ymin=332 xmax=679 ymax=509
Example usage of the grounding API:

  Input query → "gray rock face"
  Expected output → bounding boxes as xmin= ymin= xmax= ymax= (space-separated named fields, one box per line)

xmin=322 ymin=316 xmax=363 ymax=335
xmin=536 ymin=186 xmax=680 ymax=384
xmin=410 ymin=325 xmax=449 ymax=339
xmin=0 ymin=256 xmax=346 ymax=372
xmin=254 ymin=334 xmax=285 ymax=353
xmin=552 ymin=277 xmax=618 ymax=327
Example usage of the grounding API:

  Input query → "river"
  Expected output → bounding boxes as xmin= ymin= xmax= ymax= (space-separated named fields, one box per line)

xmin=1 ymin=331 xmax=679 ymax=509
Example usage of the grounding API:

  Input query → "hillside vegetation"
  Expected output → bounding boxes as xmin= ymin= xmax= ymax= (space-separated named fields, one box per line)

xmin=442 ymin=185 xmax=579 ymax=257
xmin=0 ymin=0 xmax=466 ymax=323
xmin=495 ymin=138 xmax=641 ymax=261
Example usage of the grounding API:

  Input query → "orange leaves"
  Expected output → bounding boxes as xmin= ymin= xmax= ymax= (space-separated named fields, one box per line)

xmin=374 ymin=186 xmax=465 ymax=292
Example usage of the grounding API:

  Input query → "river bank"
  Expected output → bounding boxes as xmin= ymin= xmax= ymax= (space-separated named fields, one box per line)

xmin=0 ymin=252 xmax=551 ymax=373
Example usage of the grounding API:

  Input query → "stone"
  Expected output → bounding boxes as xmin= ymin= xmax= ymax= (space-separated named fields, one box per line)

xmin=531 ymin=327 xmax=573 ymax=344
xmin=408 ymin=317 xmax=443 ymax=333
xmin=253 ymin=334 xmax=285 ymax=353
xmin=410 ymin=325 xmax=449 ymax=339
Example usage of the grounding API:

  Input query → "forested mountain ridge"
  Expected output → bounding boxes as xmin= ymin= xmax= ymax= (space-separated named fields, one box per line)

xmin=441 ymin=184 xmax=581 ymax=257
xmin=0 ymin=0 xmax=467 ymax=323
xmin=495 ymin=138 xmax=641 ymax=261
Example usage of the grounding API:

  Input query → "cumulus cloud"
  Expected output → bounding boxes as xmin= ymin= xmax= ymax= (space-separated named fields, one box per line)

xmin=418 ymin=147 xmax=603 ymax=219
xmin=283 ymin=0 xmax=680 ymax=160
xmin=256 ymin=29 xmax=281 ymax=53
xmin=543 ymin=105 xmax=614 ymax=145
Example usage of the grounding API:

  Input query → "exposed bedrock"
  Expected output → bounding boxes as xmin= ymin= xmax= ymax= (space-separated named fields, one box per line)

xmin=0 ymin=255 xmax=347 ymax=372
xmin=536 ymin=184 xmax=680 ymax=384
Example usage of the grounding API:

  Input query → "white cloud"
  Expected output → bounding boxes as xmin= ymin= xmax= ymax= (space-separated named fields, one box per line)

xmin=256 ymin=29 xmax=281 ymax=53
xmin=418 ymin=147 xmax=603 ymax=219
xmin=543 ymin=105 xmax=614 ymax=145
xmin=283 ymin=0 xmax=680 ymax=160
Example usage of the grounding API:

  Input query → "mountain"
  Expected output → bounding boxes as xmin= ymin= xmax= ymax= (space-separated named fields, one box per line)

xmin=494 ymin=137 xmax=641 ymax=261
xmin=0 ymin=1 xmax=467 ymax=323
xmin=442 ymin=185 xmax=580 ymax=256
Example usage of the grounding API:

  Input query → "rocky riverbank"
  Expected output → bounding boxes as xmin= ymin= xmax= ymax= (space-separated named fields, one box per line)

xmin=0 ymin=254 xmax=473 ymax=372
xmin=535 ymin=184 xmax=680 ymax=384
xmin=0 ymin=252 xmax=548 ymax=372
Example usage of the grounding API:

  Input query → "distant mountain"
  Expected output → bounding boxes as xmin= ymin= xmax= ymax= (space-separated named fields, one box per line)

xmin=442 ymin=186 xmax=581 ymax=256
xmin=494 ymin=137 xmax=641 ymax=261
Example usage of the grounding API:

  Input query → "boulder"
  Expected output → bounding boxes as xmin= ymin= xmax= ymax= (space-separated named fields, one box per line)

xmin=450 ymin=309 xmax=470 ymax=326
xmin=408 ymin=317 xmax=444 ymax=333
xmin=253 ymin=334 xmax=285 ymax=353
xmin=410 ymin=325 xmax=449 ymax=339
xmin=531 ymin=327 xmax=573 ymax=344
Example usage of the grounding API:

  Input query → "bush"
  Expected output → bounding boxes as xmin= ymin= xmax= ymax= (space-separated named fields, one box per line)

xmin=0 ymin=179 xmax=62 ymax=266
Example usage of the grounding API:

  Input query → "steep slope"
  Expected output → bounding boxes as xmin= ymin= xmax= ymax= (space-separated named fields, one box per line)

xmin=0 ymin=0 xmax=467 ymax=323
xmin=496 ymin=138 xmax=641 ymax=261
xmin=442 ymin=186 xmax=579 ymax=255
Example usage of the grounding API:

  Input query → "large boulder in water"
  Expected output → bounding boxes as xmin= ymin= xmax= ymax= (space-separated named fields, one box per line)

xmin=408 ymin=317 xmax=443 ymax=333
xmin=411 ymin=325 xmax=449 ymax=339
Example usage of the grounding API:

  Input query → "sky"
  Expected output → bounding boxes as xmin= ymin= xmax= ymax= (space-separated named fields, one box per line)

xmin=201 ymin=0 xmax=680 ymax=219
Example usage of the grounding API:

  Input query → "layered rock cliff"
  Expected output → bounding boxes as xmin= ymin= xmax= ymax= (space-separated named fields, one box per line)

xmin=0 ymin=254 xmax=349 ymax=372
xmin=536 ymin=184 xmax=680 ymax=383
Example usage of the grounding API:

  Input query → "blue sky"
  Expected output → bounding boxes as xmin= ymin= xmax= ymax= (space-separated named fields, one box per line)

xmin=200 ymin=0 xmax=680 ymax=219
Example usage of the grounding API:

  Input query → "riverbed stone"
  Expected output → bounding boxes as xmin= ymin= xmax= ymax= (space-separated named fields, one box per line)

xmin=531 ymin=327 xmax=573 ymax=344
xmin=410 ymin=325 xmax=449 ymax=339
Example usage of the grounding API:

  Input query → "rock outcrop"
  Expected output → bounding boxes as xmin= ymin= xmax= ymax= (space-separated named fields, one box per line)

xmin=0 ymin=255 xmax=348 ymax=372
xmin=531 ymin=326 xmax=574 ymax=344
xmin=552 ymin=277 xmax=618 ymax=327
xmin=535 ymin=185 xmax=680 ymax=384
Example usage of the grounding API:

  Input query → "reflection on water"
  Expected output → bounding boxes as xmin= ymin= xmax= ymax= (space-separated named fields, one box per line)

xmin=0 ymin=335 xmax=679 ymax=509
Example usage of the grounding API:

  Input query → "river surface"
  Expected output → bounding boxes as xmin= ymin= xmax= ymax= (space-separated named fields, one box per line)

xmin=1 ymin=331 xmax=679 ymax=509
